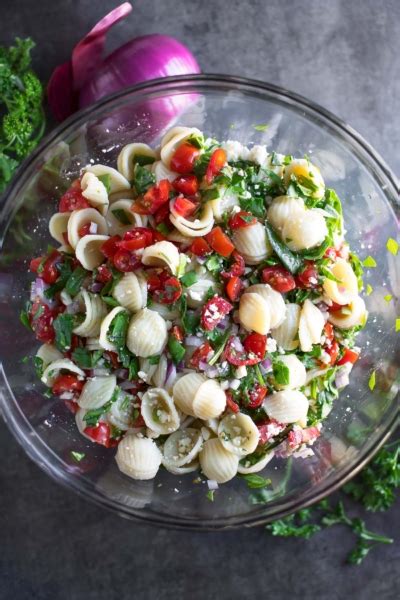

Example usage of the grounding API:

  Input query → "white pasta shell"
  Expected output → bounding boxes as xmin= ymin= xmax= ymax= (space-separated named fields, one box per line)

xmin=75 ymin=234 xmax=109 ymax=270
xmin=164 ymin=460 xmax=199 ymax=475
xmin=271 ymin=303 xmax=300 ymax=350
xmin=232 ymin=222 xmax=271 ymax=265
xmin=167 ymin=229 xmax=192 ymax=245
xmin=239 ymin=292 xmax=271 ymax=334
xmin=186 ymin=276 xmax=217 ymax=308
xmin=115 ymin=434 xmax=162 ymax=480
xmin=108 ymin=189 xmax=135 ymax=204
xmin=283 ymin=158 xmax=325 ymax=199
xmin=160 ymin=126 xmax=202 ymax=168
xmin=99 ymin=306 xmax=127 ymax=351
xmin=67 ymin=208 xmax=108 ymax=249
xmin=141 ymin=387 xmax=180 ymax=435
xmin=282 ymin=209 xmax=328 ymax=251
xmin=108 ymin=392 xmax=134 ymax=430
xmin=41 ymin=359 xmax=85 ymax=386
xmin=151 ymin=160 xmax=179 ymax=183
xmin=117 ymin=143 xmax=157 ymax=180
xmin=199 ymin=438 xmax=239 ymax=484
xmin=170 ymin=202 xmax=214 ymax=237
xmin=49 ymin=212 xmax=71 ymax=244
xmin=162 ymin=428 xmax=203 ymax=468
xmin=126 ymin=308 xmax=167 ymax=357
xmin=36 ymin=343 xmax=63 ymax=367
xmin=85 ymin=164 xmax=130 ymax=193
xmin=106 ymin=199 xmax=144 ymax=236
xmin=328 ymin=295 xmax=367 ymax=329
xmin=75 ymin=407 xmax=93 ymax=439
xmin=57 ymin=243 xmax=74 ymax=254
xmin=80 ymin=172 xmax=109 ymax=215
xmin=78 ymin=375 xmax=116 ymax=409
xmin=73 ymin=290 xmax=108 ymax=337
xmin=245 ymin=284 xmax=286 ymax=329
xmin=299 ymin=299 xmax=325 ymax=352
xmin=172 ymin=373 xmax=206 ymax=417
xmin=150 ymin=302 xmax=181 ymax=320
xmin=141 ymin=241 xmax=180 ymax=275
xmin=273 ymin=355 xmax=306 ymax=390
xmin=151 ymin=355 xmax=172 ymax=390
xmin=322 ymin=258 xmax=358 ymax=305
xmin=237 ymin=451 xmax=275 ymax=474
xmin=263 ymin=390 xmax=309 ymax=426
xmin=218 ymin=413 xmax=260 ymax=456
xmin=209 ymin=187 xmax=239 ymax=221
xmin=86 ymin=337 xmax=103 ymax=351
xmin=139 ymin=358 xmax=158 ymax=383
xmin=267 ymin=195 xmax=305 ymax=233
xmin=113 ymin=272 xmax=147 ymax=312
xmin=192 ymin=379 xmax=227 ymax=420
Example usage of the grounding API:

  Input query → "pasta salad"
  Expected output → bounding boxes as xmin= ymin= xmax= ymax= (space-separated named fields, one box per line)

xmin=22 ymin=126 xmax=367 ymax=485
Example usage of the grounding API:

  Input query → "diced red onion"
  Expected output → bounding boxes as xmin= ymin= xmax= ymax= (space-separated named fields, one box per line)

xmin=120 ymin=381 xmax=139 ymax=391
xmin=231 ymin=336 xmax=244 ymax=353
xmin=335 ymin=366 xmax=350 ymax=389
xmin=176 ymin=360 xmax=186 ymax=373
xmin=260 ymin=358 xmax=272 ymax=371
xmin=216 ymin=316 xmax=229 ymax=330
xmin=92 ymin=368 xmax=110 ymax=377
xmin=115 ymin=368 xmax=129 ymax=380
xmin=66 ymin=300 xmax=81 ymax=315
xmin=88 ymin=281 xmax=104 ymax=293
xmin=185 ymin=336 xmax=203 ymax=347
xmin=164 ymin=361 xmax=177 ymax=389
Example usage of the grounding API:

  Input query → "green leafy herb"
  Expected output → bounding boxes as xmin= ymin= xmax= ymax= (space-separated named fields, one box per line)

xmin=267 ymin=510 xmax=321 ymax=540
xmin=72 ymin=348 xmax=102 ymax=369
xmin=242 ymin=474 xmax=271 ymax=489
xmin=102 ymin=296 xmax=119 ymax=307
xmin=100 ymin=267 xmax=122 ymax=297
xmin=71 ymin=451 xmax=85 ymax=463
xmin=156 ymin=222 xmax=170 ymax=236
xmin=84 ymin=386 xmax=120 ymax=426
xmin=368 ymin=370 xmax=376 ymax=391
xmin=98 ymin=174 xmax=111 ymax=194
xmin=168 ymin=335 xmax=186 ymax=364
xmin=65 ymin=266 xmax=87 ymax=296
xmin=366 ymin=283 xmax=373 ymax=296
xmin=107 ymin=310 xmax=130 ymax=363
xmin=19 ymin=308 xmax=32 ymax=330
xmin=177 ymin=255 xmax=188 ymax=278
xmin=362 ymin=255 xmax=377 ymax=268
xmin=383 ymin=294 xmax=392 ymax=303
xmin=180 ymin=271 xmax=198 ymax=288
xmin=148 ymin=355 xmax=160 ymax=365
xmin=205 ymin=255 xmax=224 ymax=273
xmin=33 ymin=355 xmax=44 ymax=378
xmin=253 ymin=123 xmax=269 ymax=131
xmin=208 ymin=330 xmax=231 ymax=366
xmin=111 ymin=208 xmax=131 ymax=225
xmin=264 ymin=222 xmax=304 ymax=274
xmin=396 ymin=318 xmax=400 ymax=332
xmin=133 ymin=164 xmax=155 ymax=195
xmin=135 ymin=154 xmax=155 ymax=166
xmin=386 ymin=238 xmax=398 ymax=255
xmin=128 ymin=357 xmax=139 ymax=380
xmin=206 ymin=490 xmax=215 ymax=502
xmin=273 ymin=361 xmax=290 ymax=385
xmin=53 ymin=313 xmax=74 ymax=352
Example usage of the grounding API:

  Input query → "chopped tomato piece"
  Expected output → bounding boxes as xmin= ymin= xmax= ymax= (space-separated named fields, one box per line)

xmin=104 ymin=351 xmax=120 ymax=369
xmin=189 ymin=342 xmax=213 ymax=368
xmin=221 ymin=251 xmax=245 ymax=279
xmin=329 ymin=302 xmax=344 ymax=312
xmin=228 ymin=211 xmax=257 ymax=229
xmin=324 ymin=247 xmax=337 ymax=261
xmin=261 ymin=266 xmax=296 ymax=293
xmin=201 ymin=296 xmax=233 ymax=331
xmin=101 ymin=235 xmax=121 ymax=259
xmin=247 ymin=384 xmax=268 ymax=409
xmin=223 ymin=336 xmax=261 ymax=366
xmin=138 ymin=179 xmax=171 ymax=214
xmin=172 ymin=196 xmax=198 ymax=218
xmin=96 ymin=265 xmax=113 ymax=283
xmin=190 ymin=237 xmax=211 ymax=257
xmin=154 ymin=202 xmax=171 ymax=225
xmin=153 ymin=276 xmax=182 ymax=304
xmin=301 ymin=426 xmax=321 ymax=444
xmin=296 ymin=261 xmax=319 ymax=288
xmin=29 ymin=301 xmax=55 ymax=343
xmin=323 ymin=322 xmax=334 ymax=343
xmin=172 ymin=174 xmax=199 ymax=196
xmin=243 ymin=333 xmax=267 ymax=359
xmin=205 ymin=227 xmax=234 ymax=257
xmin=36 ymin=250 xmax=62 ymax=285
xmin=288 ymin=429 xmax=304 ymax=449
xmin=29 ymin=256 xmax=43 ymax=273
xmin=113 ymin=249 xmax=141 ymax=272
xmin=64 ymin=399 xmax=79 ymax=414
xmin=225 ymin=276 xmax=242 ymax=301
xmin=59 ymin=180 xmax=90 ymax=212
xmin=78 ymin=223 xmax=92 ymax=238
xmin=225 ymin=391 xmax=240 ymax=413
xmin=52 ymin=374 xmax=84 ymax=396
xmin=337 ymin=348 xmax=359 ymax=366
xmin=84 ymin=422 xmax=118 ymax=448
xmin=171 ymin=325 xmax=184 ymax=342
xmin=170 ymin=143 xmax=200 ymax=174
xmin=205 ymin=148 xmax=226 ymax=185
xmin=257 ymin=419 xmax=286 ymax=444
xmin=325 ymin=340 xmax=339 ymax=366
xmin=117 ymin=227 xmax=153 ymax=251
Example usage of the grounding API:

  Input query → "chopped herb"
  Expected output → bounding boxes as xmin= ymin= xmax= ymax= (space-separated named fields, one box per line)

xmin=19 ymin=309 xmax=32 ymax=330
xmin=133 ymin=164 xmax=155 ymax=195
xmin=98 ymin=174 xmax=111 ymax=194
xmin=168 ymin=335 xmax=186 ymax=364
xmin=135 ymin=154 xmax=155 ymax=166
xmin=206 ymin=490 xmax=215 ymax=502
xmin=71 ymin=451 xmax=85 ymax=462
xmin=242 ymin=474 xmax=271 ymax=489
xmin=254 ymin=364 xmax=265 ymax=386
xmin=273 ymin=361 xmax=290 ymax=385
xmin=366 ymin=284 xmax=373 ymax=296
xmin=65 ymin=266 xmax=87 ymax=296
xmin=264 ymin=222 xmax=304 ymax=274
xmin=72 ymin=348 xmax=102 ymax=369
xmin=383 ymin=294 xmax=392 ymax=303
xmin=368 ymin=370 xmax=376 ymax=391
xmin=156 ymin=222 xmax=170 ymax=236
xmin=177 ymin=255 xmax=187 ymax=278
xmin=84 ymin=386 xmax=120 ymax=426
xmin=180 ymin=271 xmax=198 ymax=288
xmin=128 ymin=356 xmax=139 ymax=380
xmin=208 ymin=330 xmax=230 ymax=366
xmin=33 ymin=355 xmax=44 ymax=378
xmin=102 ymin=296 xmax=119 ymax=307
xmin=396 ymin=318 xmax=400 ymax=332
xmin=53 ymin=313 xmax=74 ymax=352
xmin=111 ymin=208 xmax=131 ymax=225
xmin=386 ymin=238 xmax=398 ymax=255
xmin=362 ymin=256 xmax=377 ymax=268
xmin=253 ymin=123 xmax=269 ymax=131
xmin=148 ymin=355 xmax=160 ymax=365
xmin=100 ymin=268 xmax=123 ymax=297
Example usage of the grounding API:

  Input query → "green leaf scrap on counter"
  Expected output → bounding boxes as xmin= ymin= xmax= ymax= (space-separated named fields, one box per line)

xmin=362 ymin=256 xmax=377 ymax=268
xmin=368 ymin=370 xmax=376 ymax=391
xmin=386 ymin=238 xmax=398 ymax=256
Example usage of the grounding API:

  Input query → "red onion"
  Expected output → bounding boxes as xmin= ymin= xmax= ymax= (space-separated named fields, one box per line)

xmin=115 ymin=368 xmax=129 ymax=380
xmin=66 ymin=300 xmax=81 ymax=315
xmin=47 ymin=2 xmax=200 ymax=121
xmin=231 ymin=336 xmax=244 ymax=353
xmin=88 ymin=281 xmax=104 ymax=294
xmin=260 ymin=358 xmax=272 ymax=371
xmin=120 ymin=381 xmax=139 ymax=391
xmin=31 ymin=278 xmax=57 ymax=308
xmin=164 ymin=361 xmax=177 ymax=389
xmin=185 ymin=335 xmax=203 ymax=347
xmin=335 ymin=366 xmax=351 ymax=389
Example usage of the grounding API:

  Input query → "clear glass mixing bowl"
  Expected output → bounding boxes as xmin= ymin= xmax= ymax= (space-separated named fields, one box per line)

xmin=0 ymin=75 xmax=398 ymax=529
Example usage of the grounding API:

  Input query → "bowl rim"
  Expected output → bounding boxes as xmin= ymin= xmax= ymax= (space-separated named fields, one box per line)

xmin=0 ymin=73 xmax=399 ymax=530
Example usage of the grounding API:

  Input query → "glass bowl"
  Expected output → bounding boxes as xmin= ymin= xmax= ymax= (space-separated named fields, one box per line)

xmin=0 ymin=75 xmax=398 ymax=530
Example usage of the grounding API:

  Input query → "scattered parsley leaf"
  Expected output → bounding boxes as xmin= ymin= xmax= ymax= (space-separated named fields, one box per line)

xmin=71 ymin=451 xmax=85 ymax=462
xmin=366 ymin=284 xmax=373 ymax=296
xmin=180 ymin=271 xmax=197 ymax=288
xmin=362 ymin=256 xmax=377 ymax=268
xmin=111 ymin=208 xmax=131 ymax=225
xmin=383 ymin=294 xmax=392 ymax=303
xmin=65 ymin=266 xmax=87 ymax=296
xmin=273 ymin=361 xmax=290 ymax=386
xmin=72 ymin=348 xmax=102 ymax=369
xmin=133 ymin=164 xmax=155 ymax=195
xmin=265 ymin=222 xmax=304 ymax=274
xmin=19 ymin=309 xmax=32 ymax=330
xmin=206 ymin=490 xmax=215 ymax=502
xmin=98 ymin=174 xmax=111 ymax=194
xmin=242 ymin=474 xmax=271 ymax=489
xmin=396 ymin=318 xmax=400 ymax=332
xmin=386 ymin=238 xmax=398 ymax=256
xmin=168 ymin=335 xmax=186 ymax=365
xmin=53 ymin=313 xmax=74 ymax=352
xmin=253 ymin=123 xmax=269 ymax=131
xmin=368 ymin=370 xmax=376 ymax=391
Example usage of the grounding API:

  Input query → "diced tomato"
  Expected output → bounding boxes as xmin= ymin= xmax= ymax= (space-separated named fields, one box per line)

xmin=205 ymin=227 xmax=234 ymax=257
xmin=101 ymin=235 xmax=121 ymax=259
xmin=190 ymin=237 xmax=211 ymax=257
xmin=226 ymin=276 xmax=242 ymax=302
xmin=261 ymin=266 xmax=296 ymax=293
xmin=205 ymin=148 xmax=227 ymax=185
xmin=96 ymin=265 xmax=113 ymax=283
xmin=113 ymin=249 xmax=141 ymax=272
xmin=30 ymin=301 xmax=55 ymax=343
xmin=221 ymin=251 xmax=245 ymax=279
xmin=62 ymin=232 xmax=70 ymax=245
xmin=78 ymin=223 xmax=92 ymax=238
xmin=288 ymin=429 xmax=304 ymax=449
xmin=296 ymin=261 xmax=319 ymax=288
xmin=223 ymin=336 xmax=261 ymax=366
xmin=52 ymin=374 xmax=84 ymax=396
xmin=171 ymin=325 xmax=184 ymax=342
xmin=117 ymin=227 xmax=153 ymax=251
xmin=131 ymin=201 xmax=151 ymax=215
xmin=154 ymin=202 xmax=171 ymax=226
xmin=189 ymin=342 xmax=213 ymax=368
xmin=104 ymin=351 xmax=120 ymax=369
xmin=38 ymin=250 xmax=61 ymax=285
xmin=325 ymin=340 xmax=339 ymax=366
xmin=59 ymin=180 xmax=90 ymax=212
xmin=324 ymin=322 xmax=334 ymax=343
xmin=324 ymin=247 xmax=337 ymax=261
xmin=225 ymin=391 xmax=240 ymax=413
xmin=172 ymin=196 xmax=198 ymax=218
xmin=228 ymin=211 xmax=257 ymax=229
xmin=301 ymin=426 xmax=321 ymax=444
xmin=257 ymin=419 xmax=286 ymax=444
xmin=84 ymin=422 xmax=118 ymax=448
xmin=153 ymin=276 xmax=182 ymax=304
xmin=329 ymin=302 xmax=344 ymax=312
xmin=243 ymin=333 xmax=267 ymax=360
xmin=137 ymin=179 xmax=171 ymax=214
xmin=172 ymin=174 xmax=199 ymax=196
xmin=337 ymin=348 xmax=359 ymax=366
xmin=29 ymin=256 xmax=43 ymax=273
xmin=247 ymin=384 xmax=268 ymax=409
xmin=170 ymin=143 xmax=200 ymax=174
xmin=201 ymin=296 xmax=233 ymax=331
xmin=64 ymin=399 xmax=79 ymax=414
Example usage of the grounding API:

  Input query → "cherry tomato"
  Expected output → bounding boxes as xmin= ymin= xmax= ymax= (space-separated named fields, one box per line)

xmin=171 ymin=325 xmax=184 ymax=342
xmin=324 ymin=322 xmax=334 ymax=343
xmin=29 ymin=301 xmax=55 ymax=343
xmin=223 ymin=336 xmax=261 ymax=366
xmin=117 ymin=227 xmax=153 ymax=251
xmin=296 ymin=261 xmax=319 ymax=288
xmin=205 ymin=227 xmax=235 ymax=257
xmin=172 ymin=174 xmax=199 ymax=196
xmin=172 ymin=196 xmax=198 ymax=218
xmin=84 ymin=422 xmax=118 ymax=448
xmin=96 ymin=265 xmax=113 ymax=283
xmin=189 ymin=342 xmax=213 ymax=368
xmin=190 ymin=237 xmax=211 ymax=257
xmin=101 ymin=235 xmax=121 ymax=259
xmin=337 ymin=348 xmax=359 ymax=366
xmin=225 ymin=276 xmax=242 ymax=302
xmin=201 ymin=295 xmax=233 ymax=331
xmin=257 ymin=419 xmax=286 ymax=444
xmin=153 ymin=276 xmax=182 ymax=304
xmin=225 ymin=391 xmax=240 ymax=413
xmin=78 ymin=223 xmax=92 ymax=238
xmin=113 ymin=249 xmax=141 ymax=272
xmin=325 ymin=340 xmax=339 ymax=366
xmin=170 ymin=143 xmax=200 ymax=174
xmin=228 ymin=211 xmax=257 ymax=229
xmin=29 ymin=256 xmax=43 ymax=273
xmin=52 ymin=374 xmax=84 ymax=396
xmin=205 ymin=148 xmax=227 ymax=185
xmin=38 ymin=250 xmax=61 ymax=284
xmin=154 ymin=202 xmax=171 ymax=226
xmin=221 ymin=251 xmax=245 ymax=279
xmin=261 ymin=266 xmax=296 ymax=293
xmin=59 ymin=180 xmax=90 ymax=212
xmin=247 ymin=384 xmax=268 ymax=409
xmin=243 ymin=333 xmax=267 ymax=359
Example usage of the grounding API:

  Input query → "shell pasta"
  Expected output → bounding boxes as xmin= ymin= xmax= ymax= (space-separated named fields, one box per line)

xmin=23 ymin=125 xmax=367 ymax=493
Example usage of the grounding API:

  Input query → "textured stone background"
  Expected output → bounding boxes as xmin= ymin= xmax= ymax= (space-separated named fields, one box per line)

xmin=0 ymin=1 xmax=399 ymax=599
